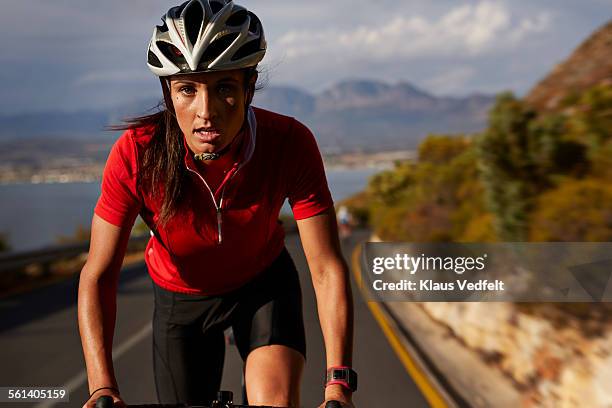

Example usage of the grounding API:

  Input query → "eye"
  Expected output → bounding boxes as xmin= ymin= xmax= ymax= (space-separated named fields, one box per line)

xmin=218 ymin=84 xmax=236 ymax=96
xmin=178 ymin=85 xmax=196 ymax=96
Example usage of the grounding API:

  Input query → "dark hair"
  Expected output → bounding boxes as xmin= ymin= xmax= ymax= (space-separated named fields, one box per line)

xmin=109 ymin=67 xmax=259 ymax=228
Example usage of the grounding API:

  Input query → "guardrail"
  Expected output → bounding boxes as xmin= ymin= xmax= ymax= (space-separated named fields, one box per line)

xmin=0 ymin=220 xmax=301 ymax=274
xmin=0 ymin=220 xmax=298 ymax=281
xmin=0 ymin=234 xmax=150 ymax=275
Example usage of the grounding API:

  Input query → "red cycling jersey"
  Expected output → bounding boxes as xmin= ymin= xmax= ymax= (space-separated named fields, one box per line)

xmin=94 ymin=107 xmax=334 ymax=295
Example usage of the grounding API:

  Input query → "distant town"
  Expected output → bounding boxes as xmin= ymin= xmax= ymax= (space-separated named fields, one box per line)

xmin=323 ymin=150 xmax=416 ymax=170
xmin=0 ymin=150 xmax=416 ymax=185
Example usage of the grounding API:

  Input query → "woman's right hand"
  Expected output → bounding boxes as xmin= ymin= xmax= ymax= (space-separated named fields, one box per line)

xmin=82 ymin=389 xmax=126 ymax=408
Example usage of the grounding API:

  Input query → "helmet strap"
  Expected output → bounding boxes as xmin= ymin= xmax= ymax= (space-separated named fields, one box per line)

xmin=160 ymin=78 xmax=177 ymax=118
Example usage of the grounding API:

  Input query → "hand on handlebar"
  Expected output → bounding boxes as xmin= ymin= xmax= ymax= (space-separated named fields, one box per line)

xmin=320 ymin=400 xmax=354 ymax=408
xmin=320 ymin=384 xmax=354 ymax=408
xmin=83 ymin=390 xmax=126 ymax=408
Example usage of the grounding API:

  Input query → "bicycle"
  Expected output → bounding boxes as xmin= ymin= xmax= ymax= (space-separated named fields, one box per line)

xmin=94 ymin=390 xmax=343 ymax=408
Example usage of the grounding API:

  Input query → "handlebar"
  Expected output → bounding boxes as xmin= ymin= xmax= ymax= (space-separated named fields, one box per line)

xmin=94 ymin=393 xmax=344 ymax=408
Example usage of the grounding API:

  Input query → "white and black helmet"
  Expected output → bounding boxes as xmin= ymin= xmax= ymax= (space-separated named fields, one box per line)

xmin=147 ymin=0 xmax=266 ymax=76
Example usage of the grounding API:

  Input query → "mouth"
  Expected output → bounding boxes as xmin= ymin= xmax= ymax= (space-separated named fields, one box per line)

xmin=193 ymin=127 xmax=222 ymax=142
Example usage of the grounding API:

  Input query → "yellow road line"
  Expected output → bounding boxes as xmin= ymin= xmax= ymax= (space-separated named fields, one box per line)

xmin=351 ymin=244 xmax=449 ymax=408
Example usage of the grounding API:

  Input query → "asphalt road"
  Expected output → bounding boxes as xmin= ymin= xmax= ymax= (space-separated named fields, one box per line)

xmin=0 ymin=231 xmax=429 ymax=408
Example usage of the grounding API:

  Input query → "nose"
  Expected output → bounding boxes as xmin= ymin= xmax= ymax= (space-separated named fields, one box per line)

xmin=195 ymin=89 xmax=218 ymax=121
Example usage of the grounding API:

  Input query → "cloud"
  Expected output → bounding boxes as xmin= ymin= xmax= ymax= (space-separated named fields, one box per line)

xmin=275 ymin=2 xmax=551 ymax=61
xmin=423 ymin=66 xmax=477 ymax=95
xmin=3 ymin=0 xmax=608 ymax=113
xmin=508 ymin=12 xmax=552 ymax=45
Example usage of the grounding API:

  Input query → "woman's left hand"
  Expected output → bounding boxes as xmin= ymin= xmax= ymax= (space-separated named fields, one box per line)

xmin=318 ymin=400 xmax=355 ymax=408
xmin=318 ymin=385 xmax=355 ymax=408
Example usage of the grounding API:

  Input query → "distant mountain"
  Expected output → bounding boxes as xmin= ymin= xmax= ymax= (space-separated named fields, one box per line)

xmin=254 ymin=80 xmax=494 ymax=152
xmin=525 ymin=20 xmax=612 ymax=111
xmin=0 ymin=80 xmax=494 ymax=155
xmin=315 ymin=80 xmax=437 ymax=111
xmin=0 ymin=98 xmax=161 ymax=141
xmin=253 ymin=86 xmax=316 ymax=117
xmin=0 ymin=111 xmax=110 ymax=140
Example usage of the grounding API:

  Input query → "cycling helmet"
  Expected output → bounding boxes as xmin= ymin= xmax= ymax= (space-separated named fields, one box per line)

xmin=147 ymin=0 xmax=266 ymax=76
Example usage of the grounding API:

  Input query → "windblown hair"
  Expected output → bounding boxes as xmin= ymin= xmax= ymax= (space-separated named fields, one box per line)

xmin=108 ymin=67 xmax=259 ymax=228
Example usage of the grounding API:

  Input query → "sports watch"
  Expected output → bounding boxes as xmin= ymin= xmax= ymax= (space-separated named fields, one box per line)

xmin=325 ymin=366 xmax=358 ymax=392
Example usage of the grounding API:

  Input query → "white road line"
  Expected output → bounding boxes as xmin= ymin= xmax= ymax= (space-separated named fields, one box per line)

xmin=35 ymin=323 xmax=152 ymax=408
xmin=112 ymin=323 xmax=153 ymax=361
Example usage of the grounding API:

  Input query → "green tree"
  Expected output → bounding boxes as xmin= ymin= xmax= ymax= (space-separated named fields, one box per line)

xmin=568 ymin=84 xmax=612 ymax=154
xmin=589 ymin=142 xmax=612 ymax=180
xmin=368 ymin=134 xmax=492 ymax=242
xmin=367 ymin=161 xmax=415 ymax=206
xmin=477 ymin=93 xmax=538 ymax=240
xmin=418 ymin=134 xmax=471 ymax=164
xmin=476 ymin=93 xmax=585 ymax=240
xmin=530 ymin=179 xmax=612 ymax=241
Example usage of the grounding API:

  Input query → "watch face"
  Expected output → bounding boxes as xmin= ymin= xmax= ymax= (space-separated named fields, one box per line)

xmin=326 ymin=368 xmax=357 ymax=392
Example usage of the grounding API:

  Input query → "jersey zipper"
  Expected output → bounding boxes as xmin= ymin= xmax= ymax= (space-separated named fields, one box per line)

xmin=185 ymin=163 xmax=244 ymax=245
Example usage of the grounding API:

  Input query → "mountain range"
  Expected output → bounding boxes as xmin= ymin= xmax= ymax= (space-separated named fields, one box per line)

xmin=3 ymin=17 xmax=610 ymax=180
xmin=0 ymin=80 xmax=494 ymax=156
xmin=254 ymin=80 xmax=493 ymax=152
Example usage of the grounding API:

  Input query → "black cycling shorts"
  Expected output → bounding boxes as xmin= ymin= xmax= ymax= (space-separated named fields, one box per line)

xmin=151 ymin=247 xmax=306 ymax=405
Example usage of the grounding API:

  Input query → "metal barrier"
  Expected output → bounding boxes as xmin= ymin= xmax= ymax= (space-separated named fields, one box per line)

xmin=0 ymin=219 xmax=297 ymax=275
xmin=0 ymin=234 xmax=150 ymax=274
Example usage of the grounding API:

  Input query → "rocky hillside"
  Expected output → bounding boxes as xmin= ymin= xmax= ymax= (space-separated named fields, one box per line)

xmin=525 ymin=20 xmax=612 ymax=111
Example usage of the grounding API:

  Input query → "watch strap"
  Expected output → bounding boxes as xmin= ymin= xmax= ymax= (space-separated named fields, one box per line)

xmin=325 ymin=366 xmax=358 ymax=392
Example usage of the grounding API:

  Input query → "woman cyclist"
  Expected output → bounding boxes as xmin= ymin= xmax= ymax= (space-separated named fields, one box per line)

xmin=78 ymin=1 xmax=355 ymax=407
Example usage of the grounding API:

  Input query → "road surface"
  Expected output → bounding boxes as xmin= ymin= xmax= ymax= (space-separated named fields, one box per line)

xmin=0 ymin=231 xmax=429 ymax=407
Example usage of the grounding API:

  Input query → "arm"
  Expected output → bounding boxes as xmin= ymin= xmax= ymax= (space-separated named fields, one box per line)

xmin=296 ymin=208 xmax=355 ymax=405
xmin=78 ymin=214 xmax=133 ymax=407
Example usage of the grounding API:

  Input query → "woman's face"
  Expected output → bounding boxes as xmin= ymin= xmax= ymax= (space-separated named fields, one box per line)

xmin=169 ymin=69 xmax=252 ymax=156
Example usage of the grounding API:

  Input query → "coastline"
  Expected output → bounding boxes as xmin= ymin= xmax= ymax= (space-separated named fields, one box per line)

xmin=0 ymin=164 xmax=391 ymax=186
xmin=0 ymin=149 xmax=415 ymax=185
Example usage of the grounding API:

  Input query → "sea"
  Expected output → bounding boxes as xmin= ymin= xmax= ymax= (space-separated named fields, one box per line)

xmin=0 ymin=168 xmax=379 ymax=252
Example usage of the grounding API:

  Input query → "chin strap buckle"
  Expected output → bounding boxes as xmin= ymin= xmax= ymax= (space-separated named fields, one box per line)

xmin=194 ymin=152 xmax=220 ymax=161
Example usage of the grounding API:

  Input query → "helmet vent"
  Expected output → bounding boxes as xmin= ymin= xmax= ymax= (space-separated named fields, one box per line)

xmin=184 ymin=2 xmax=203 ymax=46
xmin=232 ymin=40 xmax=260 ymax=61
xmin=148 ymin=51 xmax=163 ymax=68
xmin=226 ymin=9 xmax=248 ymax=27
xmin=157 ymin=22 xmax=169 ymax=33
xmin=210 ymin=1 xmax=224 ymax=14
xmin=169 ymin=2 xmax=188 ymax=18
xmin=200 ymin=32 xmax=239 ymax=64
xmin=157 ymin=41 xmax=187 ymax=66
xmin=247 ymin=12 xmax=260 ymax=34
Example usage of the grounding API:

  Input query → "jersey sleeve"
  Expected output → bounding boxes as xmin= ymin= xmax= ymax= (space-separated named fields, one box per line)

xmin=94 ymin=130 xmax=142 ymax=227
xmin=285 ymin=119 xmax=334 ymax=220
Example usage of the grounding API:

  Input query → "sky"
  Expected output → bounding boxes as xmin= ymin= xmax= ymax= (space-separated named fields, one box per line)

xmin=0 ymin=0 xmax=610 ymax=114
